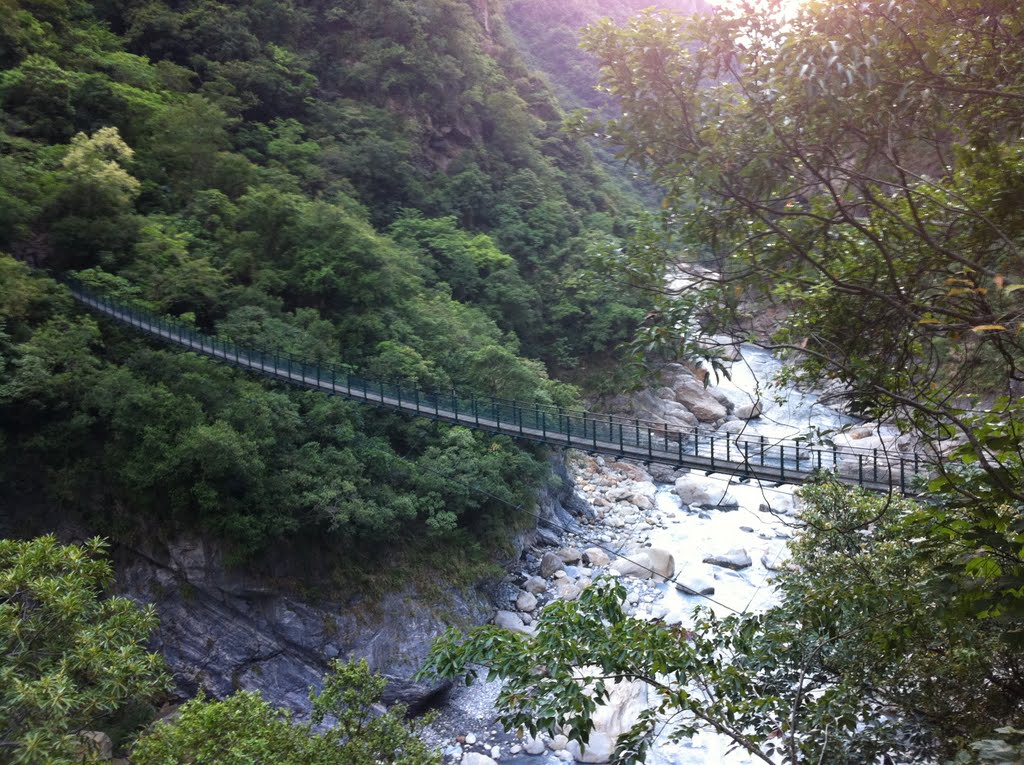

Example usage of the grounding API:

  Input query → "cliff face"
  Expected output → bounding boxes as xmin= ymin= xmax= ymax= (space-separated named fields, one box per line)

xmin=110 ymin=454 xmax=588 ymax=714
xmin=115 ymin=536 xmax=489 ymax=713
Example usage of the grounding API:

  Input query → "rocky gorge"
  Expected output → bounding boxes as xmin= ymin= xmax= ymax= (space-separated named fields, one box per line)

xmin=102 ymin=342 xmax=915 ymax=764
xmin=420 ymin=341 xmax=919 ymax=765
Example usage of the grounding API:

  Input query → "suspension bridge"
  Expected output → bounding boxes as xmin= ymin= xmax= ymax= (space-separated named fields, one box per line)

xmin=67 ymin=279 xmax=930 ymax=494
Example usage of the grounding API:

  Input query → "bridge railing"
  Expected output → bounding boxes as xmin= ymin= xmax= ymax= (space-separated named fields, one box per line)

xmin=64 ymin=276 xmax=930 ymax=493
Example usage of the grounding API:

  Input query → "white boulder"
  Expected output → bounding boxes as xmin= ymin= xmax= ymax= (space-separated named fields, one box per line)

xmin=703 ymin=549 xmax=752 ymax=570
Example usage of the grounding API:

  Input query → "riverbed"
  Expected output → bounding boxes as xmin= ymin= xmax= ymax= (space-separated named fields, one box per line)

xmin=428 ymin=344 xmax=875 ymax=765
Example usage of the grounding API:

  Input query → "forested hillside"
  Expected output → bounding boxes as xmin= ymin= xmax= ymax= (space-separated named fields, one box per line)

xmin=0 ymin=0 xmax=647 ymax=561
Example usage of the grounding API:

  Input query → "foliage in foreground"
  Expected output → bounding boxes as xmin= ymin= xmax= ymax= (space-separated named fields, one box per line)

xmin=132 ymin=658 xmax=441 ymax=765
xmin=423 ymin=482 xmax=1024 ymax=763
xmin=0 ymin=536 xmax=169 ymax=765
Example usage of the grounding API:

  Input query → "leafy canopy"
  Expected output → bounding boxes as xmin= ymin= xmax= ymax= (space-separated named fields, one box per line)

xmin=131 ymin=658 xmax=441 ymax=765
xmin=0 ymin=535 xmax=169 ymax=765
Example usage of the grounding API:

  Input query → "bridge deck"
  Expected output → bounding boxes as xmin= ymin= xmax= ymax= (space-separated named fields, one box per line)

xmin=69 ymin=284 xmax=929 ymax=494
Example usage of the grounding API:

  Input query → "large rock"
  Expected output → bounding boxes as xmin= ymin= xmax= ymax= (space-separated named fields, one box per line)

xmin=462 ymin=754 xmax=498 ymax=765
xmin=648 ymin=463 xmax=687 ymax=483
xmin=675 ymin=575 xmax=716 ymax=596
xmin=516 ymin=591 xmax=538 ymax=612
xmin=718 ymin=419 xmax=748 ymax=435
xmin=609 ymin=548 xmax=674 ymax=581
xmin=523 ymin=575 xmax=547 ymax=594
xmin=673 ymin=476 xmax=740 ymax=509
xmin=557 ymin=547 xmax=583 ymax=564
xmin=79 ymin=732 xmax=113 ymax=760
xmin=672 ymin=378 xmax=729 ymax=423
xmin=643 ymin=548 xmax=676 ymax=581
xmin=703 ymin=549 xmax=752 ymax=570
xmin=582 ymin=547 xmax=611 ymax=567
xmin=523 ymin=734 xmax=546 ymax=755
xmin=541 ymin=551 xmax=565 ymax=578
xmin=606 ymin=461 xmax=652 ymax=482
xmin=762 ymin=551 xmax=792 ymax=571
xmin=567 ymin=732 xmax=616 ymax=763
xmin=629 ymin=389 xmax=700 ymax=429
xmin=565 ymin=675 xmax=649 ymax=764
xmin=494 ymin=610 xmax=532 ymax=634
xmin=734 ymin=400 xmax=763 ymax=420
xmin=673 ymin=477 xmax=714 ymax=507
xmin=605 ymin=486 xmax=633 ymax=502
xmin=553 ymin=579 xmax=582 ymax=601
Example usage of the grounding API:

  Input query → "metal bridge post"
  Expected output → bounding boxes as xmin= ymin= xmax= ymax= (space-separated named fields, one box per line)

xmin=618 ymin=423 xmax=623 ymax=452
xmin=647 ymin=428 xmax=652 ymax=459
xmin=415 ymin=388 xmax=420 ymax=413
xmin=900 ymin=458 xmax=906 ymax=493
xmin=565 ymin=412 xmax=571 ymax=446
xmin=542 ymin=410 xmax=546 ymax=439
xmin=473 ymin=396 xmax=478 ymax=424
xmin=779 ymin=445 xmax=785 ymax=482
xmin=452 ymin=390 xmax=458 ymax=421
xmin=858 ymin=455 xmax=864 ymax=484
xmin=709 ymin=433 xmax=716 ymax=471
xmin=726 ymin=436 xmax=731 ymax=462
xmin=396 ymin=381 xmax=401 ymax=409
xmin=873 ymin=449 xmax=879 ymax=483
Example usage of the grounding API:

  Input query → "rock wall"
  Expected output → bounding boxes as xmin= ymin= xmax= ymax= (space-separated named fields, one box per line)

xmin=113 ymin=536 xmax=491 ymax=715
xmin=110 ymin=454 xmax=589 ymax=716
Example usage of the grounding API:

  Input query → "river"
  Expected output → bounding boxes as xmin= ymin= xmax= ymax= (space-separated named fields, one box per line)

xmin=435 ymin=343 xmax=879 ymax=765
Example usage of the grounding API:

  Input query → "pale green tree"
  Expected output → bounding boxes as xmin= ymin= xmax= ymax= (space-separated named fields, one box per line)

xmin=0 ymin=536 xmax=169 ymax=764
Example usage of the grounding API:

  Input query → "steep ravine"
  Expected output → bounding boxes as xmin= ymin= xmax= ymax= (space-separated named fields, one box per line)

xmin=423 ymin=344 xmax=911 ymax=765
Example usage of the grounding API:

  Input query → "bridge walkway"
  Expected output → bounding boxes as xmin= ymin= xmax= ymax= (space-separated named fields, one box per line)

xmin=69 ymin=282 xmax=928 ymax=494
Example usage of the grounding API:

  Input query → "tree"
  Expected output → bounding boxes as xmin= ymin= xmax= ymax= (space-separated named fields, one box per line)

xmin=576 ymin=0 xmax=1024 ymax=611
xmin=579 ymin=0 xmax=1024 ymax=474
xmin=0 ymin=536 xmax=169 ymax=764
xmin=131 ymin=658 xmax=441 ymax=765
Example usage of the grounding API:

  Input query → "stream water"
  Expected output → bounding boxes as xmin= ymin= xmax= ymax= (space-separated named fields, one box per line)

xmin=447 ymin=345 xmax=864 ymax=765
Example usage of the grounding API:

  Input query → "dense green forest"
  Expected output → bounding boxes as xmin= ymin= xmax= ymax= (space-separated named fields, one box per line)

xmin=6 ymin=0 xmax=1024 ymax=763
xmin=0 ymin=0 xmax=649 ymax=561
